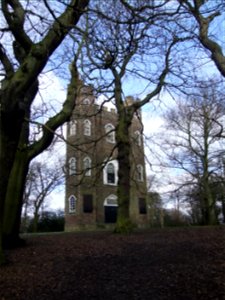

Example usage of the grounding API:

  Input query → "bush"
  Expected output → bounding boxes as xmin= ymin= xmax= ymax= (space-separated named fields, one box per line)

xmin=27 ymin=210 xmax=65 ymax=233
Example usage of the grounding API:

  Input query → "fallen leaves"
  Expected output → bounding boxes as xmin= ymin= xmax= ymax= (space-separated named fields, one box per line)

xmin=0 ymin=227 xmax=225 ymax=300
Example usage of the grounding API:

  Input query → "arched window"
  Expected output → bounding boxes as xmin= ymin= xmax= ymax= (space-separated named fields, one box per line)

xmin=83 ymin=156 xmax=91 ymax=176
xmin=137 ymin=164 xmax=144 ymax=182
xmin=69 ymin=120 xmax=76 ymax=136
xmin=103 ymin=160 xmax=118 ymax=185
xmin=105 ymin=123 xmax=115 ymax=143
xmin=104 ymin=194 xmax=118 ymax=206
xmin=83 ymin=119 xmax=91 ymax=136
xmin=69 ymin=157 xmax=76 ymax=175
xmin=68 ymin=195 xmax=76 ymax=213
xmin=83 ymin=98 xmax=90 ymax=105
xmin=134 ymin=130 xmax=141 ymax=146
xmin=107 ymin=163 xmax=115 ymax=183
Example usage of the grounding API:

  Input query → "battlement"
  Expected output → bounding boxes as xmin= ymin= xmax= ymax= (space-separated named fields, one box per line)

xmin=76 ymin=84 xmax=141 ymax=118
xmin=101 ymin=105 xmax=116 ymax=114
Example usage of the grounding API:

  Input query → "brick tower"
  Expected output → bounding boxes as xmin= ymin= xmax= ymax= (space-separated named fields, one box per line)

xmin=65 ymin=85 xmax=149 ymax=230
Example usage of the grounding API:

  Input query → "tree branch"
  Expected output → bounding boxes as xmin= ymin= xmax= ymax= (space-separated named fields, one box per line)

xmin=27 ymin=60 xmax=82 ymax=160
xmin=1 ymin=0 xmax=33 ymax=52
xmin=3 ymin=0 xmax=89 ymax=102
xmin=0 ymin=43 xmax=14 ymax=76
xmin=180 ymin=0 xmax=225 ymax=77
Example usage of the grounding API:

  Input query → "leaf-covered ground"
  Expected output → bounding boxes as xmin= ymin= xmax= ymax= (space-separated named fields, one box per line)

xmin=0 ymin=227 xmax=225 ymax=300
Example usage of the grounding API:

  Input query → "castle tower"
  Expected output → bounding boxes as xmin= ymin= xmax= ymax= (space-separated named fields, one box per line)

xmin=65 ymin=86 xmax=149 ymax=230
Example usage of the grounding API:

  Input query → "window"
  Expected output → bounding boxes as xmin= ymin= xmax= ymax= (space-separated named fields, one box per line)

xmin=137 ymin=164 xmax=144 ymax=181
xmin=83 ymin=156 xmax=91 ymax=176
xmin=103 ymin=160 xmax=118 ymax=185
xmin=105 ymin=123 xmax=115 ymax=143
xmin=84 ymin=119 xmax=91 ymax=136
xmin=69 ymin=120 xmax=76 ymax=136
xmin=107 ymin=163 xmax=115 ymax=184
xmin=83 ymin=194 xmax=93 ymax=213
xmin=134 ymin=130 xmax=141 ymax=146
xmin=83 ymin=98 xmax=90 ymax=105
xmin=104 ymin=194 xmax=118 ymax=206
xmin=139 ymin=198 xmax=147 ymax=214
xmin=68 ymin=195 xmax=76 ymax=213
xmin=69 ymin=157 xmax=76 ymax=175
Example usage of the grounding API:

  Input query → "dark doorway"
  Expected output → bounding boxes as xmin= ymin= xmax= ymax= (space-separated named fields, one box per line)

xmin=104 ymin=206 xmax=118 ymax=223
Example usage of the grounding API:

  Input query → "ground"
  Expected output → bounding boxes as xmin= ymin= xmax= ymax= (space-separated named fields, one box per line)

xmin=0 ymin=226 xmax=225 ymax=300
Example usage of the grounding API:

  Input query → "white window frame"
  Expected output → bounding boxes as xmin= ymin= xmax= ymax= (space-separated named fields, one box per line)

xmin=137 ymin=164 xmax=144 ymax=182
xmin=69 ymin=157 xmax=76 ymax=175
xmin=83 ymin=156 xmax=91 ymax=176
xmin=105 ymin=123 xmax=115 ymax=143
xmin=84 ymin=119 xmax=91 ymax=136
xmin=83 ymin=98 xmax=90 ymax=105
xmin=103 ymin=159 xmax=118 ymax=185
xmin=104 ymin=194 xmax=118 ymax=206
xmin=69 ymin=120 xmax=76 ymax=136
xmin=68 ymin=195 xmax=76 ymax=213
xmin=134 ymin=130 xmax=141 ymax=146
xmin=107 ymin=163 xmax=115 ymax=183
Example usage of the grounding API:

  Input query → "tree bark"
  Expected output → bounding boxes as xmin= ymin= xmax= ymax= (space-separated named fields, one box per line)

xmin=114 ymin=107 xmax=134 ymax=233
xmin=2 ymin=84 xmax=32 ymax=247
xmin=205 ymin=196 xmax=218 ymax=226
xmin=0 ymin=98 xmax=26 ymax=249
xmin=201 ymin=182 xmax=218 ymax=225
xmin=3 ymin=149 xmax=29 ymax=247
xmin=32 ymin=211 xmax=40 ymax=233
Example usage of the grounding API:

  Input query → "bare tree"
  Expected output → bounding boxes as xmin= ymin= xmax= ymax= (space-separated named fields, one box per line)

xmin=23 ymin=159 xmax=63 ymax=232
xmin=0 ymin=0 xmax=88 ymax=264
xmin=159 ymin=80 xmax=225 ymax=225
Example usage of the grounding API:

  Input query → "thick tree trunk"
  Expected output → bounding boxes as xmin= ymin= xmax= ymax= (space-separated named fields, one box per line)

xmin=205 ymin=201 xmax=218 ymax=226
xmin=202 ymin=186 xmax=218 ymax=226
xmin=115 ymin=147 xmax=133 ymax=232
xmin=206 ymin=185 xmax=218 ymax=225
xmin=3 ymin=149 xmax=29 ymax=247
xmin=114 ymin=113 xmax=134 ymax=233
xmin=2 ymin=98 xmax=31 ymax=248
xmin=0 ymin=102 xmax=25 ymax=262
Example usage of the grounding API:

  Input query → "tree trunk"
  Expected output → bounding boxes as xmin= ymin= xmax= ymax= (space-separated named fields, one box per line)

xmin=3 ymin=149 xmax=29 ymax=247
xmin=32 ymin=211 xmax=40 ymax=233
xmin=0 ymin=101 xmax=25 ymax=262
xmin=206 ymin=201 xmax=218 ymax=225
xmin=202 ymin=186 xmax=218 ymax=225
xmin=2 ymin=98 xmax=31 ymax=248
xmin=114 ymin=112 xmax=134 ymax=233
xmin=222 ymin=199 xmax=225 ymax=224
